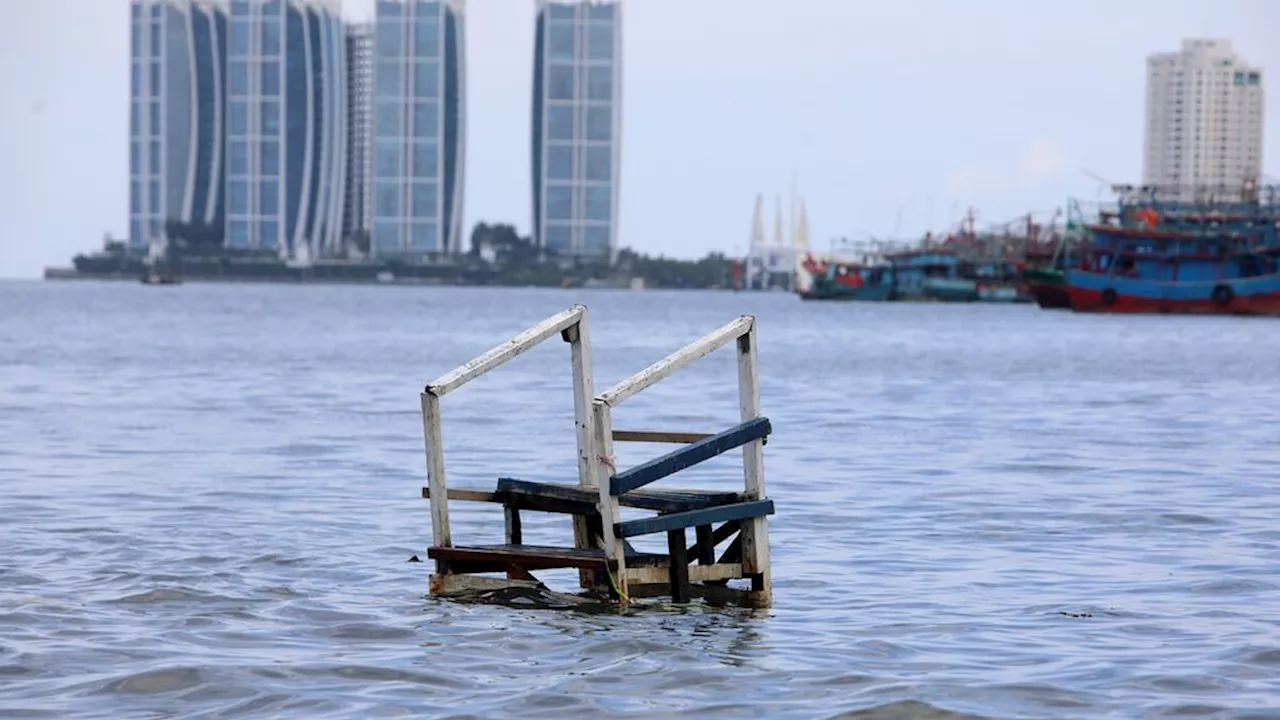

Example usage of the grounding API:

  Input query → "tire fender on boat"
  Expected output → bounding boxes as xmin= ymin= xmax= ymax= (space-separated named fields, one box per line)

xmin=1212 ymin=284 xmax=1234 ymax=306
xmin=1101 ymin=288 xmax=1117 ymax=306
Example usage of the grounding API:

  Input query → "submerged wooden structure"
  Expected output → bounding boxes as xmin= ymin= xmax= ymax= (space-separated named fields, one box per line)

xmin=420 ymin=305 xmax=774 ymax=608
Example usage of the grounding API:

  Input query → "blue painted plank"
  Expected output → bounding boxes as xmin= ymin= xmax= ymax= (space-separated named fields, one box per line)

xmin=609 ymin=417 xmax=771 ymax=496
xmin=614 ymin=499 xmax=775 ymax=538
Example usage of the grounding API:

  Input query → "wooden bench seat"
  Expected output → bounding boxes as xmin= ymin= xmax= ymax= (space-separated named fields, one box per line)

xmin=496 ymin=477 xmax=743 ymax=514
xmin=428 ymin=544 xmax=668 ymax=574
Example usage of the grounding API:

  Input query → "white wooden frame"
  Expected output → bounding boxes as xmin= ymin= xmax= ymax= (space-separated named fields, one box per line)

xmin=591 ymin=315 xmax=772 ymax=607
xmin=421 ymin=305 xmax=595 ymax=593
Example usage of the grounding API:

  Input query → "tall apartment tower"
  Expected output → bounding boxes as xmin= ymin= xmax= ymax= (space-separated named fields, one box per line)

xmin=1143 ymin=39 xmax=1265 ymax=201
xmin=224 ymin=0 xmax=347 ymax=262
xmin=344 ymin=22 xmax=374 ymax=246
xmin=370 ymin=0 xmax=467 ymax=260
xmin=129 ymin=0 xmax=227 ymax=253
xmin=531 ymin=0 xmax=622 ymax=261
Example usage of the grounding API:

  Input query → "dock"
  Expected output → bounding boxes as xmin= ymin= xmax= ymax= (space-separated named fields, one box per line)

xmin=419 ymin=304 xmax=775 ymax=608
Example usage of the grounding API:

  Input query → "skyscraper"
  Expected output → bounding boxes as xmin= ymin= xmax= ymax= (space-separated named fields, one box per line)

xmin=344 ymin=22 xmax=374 ymax=246
xmin=129 ymin=0 xmax=227 ymax=253
xmin=531 ymin=0 xmax=622 ymax=261
xmin=1144 ymin=39 xmax=1265 ymax=200
xmin=370 ymin=0 xmax=467 ymax=260
xmin=225 ymin=0 xmax=347 ymax=262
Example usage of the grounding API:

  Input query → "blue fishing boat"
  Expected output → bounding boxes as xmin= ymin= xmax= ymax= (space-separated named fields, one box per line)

xmin=1064 ymin=184 xmax=1280 ymax=316
xmin=797 ymin=255 xmax=894 ymax=301
xmin=888 ymin=250 xmax=970 ymax=301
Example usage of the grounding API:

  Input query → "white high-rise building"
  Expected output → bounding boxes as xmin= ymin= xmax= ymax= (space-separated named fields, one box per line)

xmin=129 ymin=0 xmax=227 ymax=254
xmin=224 ymin=0 xmax=348 ymax=262
xmin=370 ymin=0 xmax=468 ymax=260
xmin=344 ymin=22 xmax=374 ymax=245
xmin=531 ymin=0 xmax=622 ymax=261
xmin=1143 ymin=39 xmax=1264 ymax=201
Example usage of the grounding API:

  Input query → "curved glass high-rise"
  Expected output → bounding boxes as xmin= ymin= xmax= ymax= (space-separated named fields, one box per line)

xmin=129 ymin=0 xmax=228 ymax=252
xmin=370 ymin=0 xmax=467 ymax=260
xmin=225 ymin=0 xmax=347 ymax=261
xmin=532 ymin=0 xmax=621 ymax=261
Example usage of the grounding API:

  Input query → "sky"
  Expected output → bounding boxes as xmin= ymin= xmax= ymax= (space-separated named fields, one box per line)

xmin=0 ymin=0 xmax=1277 ymax=278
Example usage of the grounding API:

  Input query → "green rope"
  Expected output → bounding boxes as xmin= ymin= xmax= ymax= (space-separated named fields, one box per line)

xmin=603 ymin=562 xmax=629 ymax=607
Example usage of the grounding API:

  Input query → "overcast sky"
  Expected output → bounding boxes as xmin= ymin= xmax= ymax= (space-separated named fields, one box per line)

xmin=0 ymin=0 xmax=1276 ymax=277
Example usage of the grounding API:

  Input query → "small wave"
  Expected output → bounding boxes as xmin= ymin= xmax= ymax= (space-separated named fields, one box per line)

xmin=107 ymin=588 xmax=241 ymax=605
xmin=320 ymin=622 xmax=417 ymax=641
xmin=827 ymin=700 xmax=990 ymax=720
xmin=1157 ymin=513 xmax=1223 ymax=526
xmin=95 ymin=666 xmax=209 ymax=695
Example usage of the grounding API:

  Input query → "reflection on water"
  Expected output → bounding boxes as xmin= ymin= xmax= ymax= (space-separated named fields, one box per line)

xmin=2 ymin=282 xmax=1280 ymax=718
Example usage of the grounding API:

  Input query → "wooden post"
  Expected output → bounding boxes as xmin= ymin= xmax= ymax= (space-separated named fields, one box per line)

xmin=504 ymin=505 xmax=523 ymax=545
xmin=421 ymin=391 xmax=450 ymax=576
xmin=667 ymin=529 xmax=690 ymax=603
xmin=695 ymin=525 xmax=715 ymax=565
xmin=564 ymin=313 xmax=598 ymax=589
xmin=736 ymin=323 xmax=772 ymax=608
xmin=592 ymin=399 xmax=628 ymax=603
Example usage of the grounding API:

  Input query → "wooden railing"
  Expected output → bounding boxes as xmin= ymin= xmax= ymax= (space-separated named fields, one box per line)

xmin=420 ymin=305 xmax=595 ymax=585
xmin=590 ymin=315 xmax=774 ymax=607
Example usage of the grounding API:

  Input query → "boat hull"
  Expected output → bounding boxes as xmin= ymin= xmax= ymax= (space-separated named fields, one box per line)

xmin=1065 ymin=271 xmax=1280 ymax=316
xmin=921 ymin=278 xmax=978 ymax=302
xmin=977 ymin=285 xmax=1022 ymax=303
xmin=799 ymin=283 xmax=893 ymax=302
xmin=1024 ymin=269 xmax=1071 ymax=309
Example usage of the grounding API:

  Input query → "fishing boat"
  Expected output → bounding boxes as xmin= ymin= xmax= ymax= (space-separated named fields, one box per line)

xmin=1024 ymin=267 xmax=1070 ymax=309
xmin=977 ymin=283 xmax=1023 ymax=303
xmin=797 ymin=255 xmax=893 ymax=301
xmin=140 ymin=270 xmax=181 ymax=285
xmin=1066 ymin=230 xmax=1280 ymax=315
xmin=920 ymin=275 xmax=978 ymax=302
xmin=1064 ymin=184 xmax=1280 ymax=316
xmin=887 ymin=250 xmax=962 ymax=301
xmin=1024 ymin=238 xmax=1075 ymax=308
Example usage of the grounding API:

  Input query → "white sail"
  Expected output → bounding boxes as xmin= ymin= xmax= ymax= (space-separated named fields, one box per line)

xmin=750 ymin=194 xmax=765 ymax=249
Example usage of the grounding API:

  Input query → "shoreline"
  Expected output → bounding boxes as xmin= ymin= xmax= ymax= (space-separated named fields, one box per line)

xmin=40 ymin=267 xmax=736 ymax=291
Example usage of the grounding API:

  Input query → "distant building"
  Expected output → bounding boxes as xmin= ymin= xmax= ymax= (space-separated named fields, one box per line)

xmin=344 ymin=22 xmax=374 ymax=246
xmin=129 ymin=0 xmax=227 ymax=253
xmin=369 ymin=0 xmax=467 ymax=260
xmin=531 ymin=0 xmax=622 ymax=261
xmin=224 ymin=0 xmax=347 ymax=262
xmin=1144 ymin=39 xmax=1265 ymax=201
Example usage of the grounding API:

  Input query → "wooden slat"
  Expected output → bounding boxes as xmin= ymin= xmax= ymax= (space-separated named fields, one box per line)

xmin=687 ymin=520 xmax=741 ymax=559
xmin=428 ymin=544 xmax=669 ymax=572
xmin=736 ymin=325 xmax=772 ymax=607
xmin=429 ymin=573 xmax=544 ymax=596
xmin=624 ymin=563 xmax=745 ymax=585
xmin=496 ymin=479 xmax=596 ymax=515
xmin=612 ymin=430 xmax=713 ymax=444
xmin=614 ymin=500 xmax=775 ymax=539
xmin=496 ymin=477 xmax=743 ymax=514
xmin=421 ymin=392 xmax=450 ymax=565
xmin=421 ymin=487 xmax=501 ymax=503
xmin=693 ymin=563 xmax=745 ymax=583
xmin=609 ymin=417 xmax=772 ymax=496
xmin=591 ymin=400 xmax=627 ymax=600
xmin=705 ymin=536 xmax=743 ymax=588
xmin=505 ymin=564 xmax=538 ymax=583
xmin=596 ymin=316 xmax=754 ymax=408
xmin=566 ymin=306 xmax=597 ymax=591
xmin=424 ymin=305 xmax=585 ymax=398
